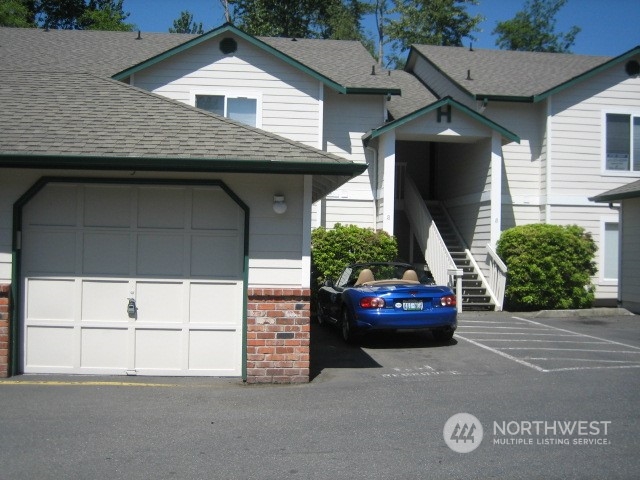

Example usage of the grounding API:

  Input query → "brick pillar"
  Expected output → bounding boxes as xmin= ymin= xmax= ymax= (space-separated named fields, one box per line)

xmin=246 ymin=288 xmax=310 ymax=384
xmin=0 ymin=284 xmax=10 ymax=378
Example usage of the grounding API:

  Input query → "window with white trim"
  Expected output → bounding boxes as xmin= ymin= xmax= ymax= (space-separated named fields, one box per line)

xmin=605 ymin=113 xmax=640 ymax=172
xmin=195 ymin=94 xmax=258 ymax=127
xmin=603 ymin=222 xmax=619 ymax=280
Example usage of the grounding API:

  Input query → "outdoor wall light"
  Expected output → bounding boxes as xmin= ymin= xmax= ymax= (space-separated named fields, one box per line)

xmin=273 ymin=195 xmax=287 ymax=214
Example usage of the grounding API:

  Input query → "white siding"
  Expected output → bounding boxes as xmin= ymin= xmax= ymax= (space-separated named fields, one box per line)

xmin=550 ymin=57 xmax=640 ymax=198
xmin=621 ymin=197 xmax=640 ymax=313
xmin=0 ymin=170 xmax=308 ymax=287
xmin=317 ymin=91 xmax=385 ymax=229
xmin=133 ymin=33 xmax=322 ymax=148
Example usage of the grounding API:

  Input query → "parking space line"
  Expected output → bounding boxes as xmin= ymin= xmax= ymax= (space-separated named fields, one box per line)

xmin=456 ymin=315 xmax=640 ymax=372
xmin=454 ymin=335 xmax=547 ymax=372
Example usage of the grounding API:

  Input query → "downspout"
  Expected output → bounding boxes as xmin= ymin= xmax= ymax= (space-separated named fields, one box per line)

xmin=545 ymin=97 xmax=553 ymax=223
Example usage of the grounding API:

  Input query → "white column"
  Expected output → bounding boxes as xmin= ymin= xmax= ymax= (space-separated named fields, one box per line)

xmin=380 ymin=131 xmax=396 ymax=235
xmin=302 ymin=175 xmax=312 ymax=288
xmin=490 ymin=131 xmax=503 ymax=247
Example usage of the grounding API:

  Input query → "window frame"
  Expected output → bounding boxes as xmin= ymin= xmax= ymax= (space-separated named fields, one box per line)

xmin=602 ymin=109 xmax=640 ymax=177
xmin=191 ymin=90 xmax=263 ymax=128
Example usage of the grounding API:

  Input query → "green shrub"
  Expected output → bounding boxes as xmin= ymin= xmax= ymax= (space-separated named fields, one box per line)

xmin=311 ymin=223 xmax=398 ymax=286
xmin=496 ymin=224 xmax=597 ymax=311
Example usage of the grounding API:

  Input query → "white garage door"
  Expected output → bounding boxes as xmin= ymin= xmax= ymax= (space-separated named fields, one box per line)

xmin=21 ymin=182 xmax=245 ymax=376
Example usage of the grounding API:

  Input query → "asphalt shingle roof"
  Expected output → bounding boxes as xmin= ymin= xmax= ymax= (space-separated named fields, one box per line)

xmin=410 ymin=45 xmax=612 ymax=99
xmin=0 ymin=70 xmax=358 ymax=164
xmin=259 ymin=36 xmax=399 ymax=92
xmin=0 ymin=27 xmax=196 ymax=76
xmin=385 ymin=69 xmax=438 ymax=120
xmin=590 ymin=179 xmax=640 ymax=202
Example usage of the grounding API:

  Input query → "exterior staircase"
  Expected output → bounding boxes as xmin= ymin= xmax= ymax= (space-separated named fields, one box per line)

xmin=426 ymin=204 xmax=496 ymax=311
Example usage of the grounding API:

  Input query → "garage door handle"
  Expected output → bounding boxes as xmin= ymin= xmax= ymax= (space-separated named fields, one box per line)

xmin=127 ymin=298 xmax=137 ymax=317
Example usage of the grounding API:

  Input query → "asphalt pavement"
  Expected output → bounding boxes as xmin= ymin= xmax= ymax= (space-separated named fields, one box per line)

xmin=1 ymin=309 xmax=638 ymax=479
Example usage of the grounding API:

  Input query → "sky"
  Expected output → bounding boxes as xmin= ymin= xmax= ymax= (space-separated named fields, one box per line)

xmin=125 ymin=0 xmax=639 ymax=57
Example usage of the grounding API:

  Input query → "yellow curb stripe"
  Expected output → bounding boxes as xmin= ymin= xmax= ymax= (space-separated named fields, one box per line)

xmin=0 ymin=380 xmax=181 ymax=387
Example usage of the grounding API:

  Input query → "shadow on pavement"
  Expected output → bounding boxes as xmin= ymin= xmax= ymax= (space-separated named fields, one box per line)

xmin=309 ymin=320 xmax=457 ymax=380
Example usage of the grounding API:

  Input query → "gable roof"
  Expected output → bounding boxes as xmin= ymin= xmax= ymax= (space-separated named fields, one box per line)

xmin=408 ymin=44 xmax=640 ymax=102
xmin=385 ymin=69 xmax=439 ymax=120
xmin=113 ymin=23 xmax=400 ymax=95
xmin=590 ymin=179 xmax=640 ymax=202
xmin=363 ymin=96 xmax=520 ymax=146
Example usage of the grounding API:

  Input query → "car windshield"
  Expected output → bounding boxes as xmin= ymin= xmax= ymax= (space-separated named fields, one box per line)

xmin=338 ymin=264 xmax=434 ymax=287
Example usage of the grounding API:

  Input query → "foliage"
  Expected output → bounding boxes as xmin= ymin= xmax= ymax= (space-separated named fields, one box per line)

xmin=496 ymin=224 xmax=597 ymax=311
xmin=169 ymin=10 xmax=204 ymax=34
xmin=385 ymin=0 xmax=483 ymax=67
xmin=4 ymin=0 xmax=134 ymax=30
xmin=311 ymin=224 xmax=398 ymax=286
xmin=231 ymin=0 xmax=370 ymax=41
xmin=493 ymin=0 xmax=580 ymax=52
xmin=0 ymin=0 xmax=35 ymax=27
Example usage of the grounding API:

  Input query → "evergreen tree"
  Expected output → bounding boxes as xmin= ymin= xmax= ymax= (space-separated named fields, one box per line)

xmin=493 ymin=0 xmax=580 ymax=52
xmin=169 ymin=10 xmax=204 ymax=34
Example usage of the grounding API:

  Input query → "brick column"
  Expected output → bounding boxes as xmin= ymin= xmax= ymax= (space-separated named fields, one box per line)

xmin=246 ymin=288 xmax=310 ymax=384
xmin=0 ymin=284 xmax=10 ymax=378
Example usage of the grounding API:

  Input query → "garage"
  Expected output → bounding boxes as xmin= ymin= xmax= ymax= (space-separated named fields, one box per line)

xmin=18 ymin=179 xmax=247 ymax=377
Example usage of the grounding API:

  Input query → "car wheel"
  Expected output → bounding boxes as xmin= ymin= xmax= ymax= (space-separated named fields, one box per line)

xmin=433 ymin=329 xmax=454 ymax=342
xmin=341 ymin=309 xmax=356 ymax=344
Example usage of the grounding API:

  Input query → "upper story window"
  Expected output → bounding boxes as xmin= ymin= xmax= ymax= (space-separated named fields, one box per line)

xmin=195 ymin=94 xmax=259 ymax=128
xmin=606 ymin=113 xmax=640 ymax=172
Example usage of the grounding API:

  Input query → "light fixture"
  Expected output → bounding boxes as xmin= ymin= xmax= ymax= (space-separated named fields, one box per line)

xmin=273 ymin=195 xmax=287 ymax=214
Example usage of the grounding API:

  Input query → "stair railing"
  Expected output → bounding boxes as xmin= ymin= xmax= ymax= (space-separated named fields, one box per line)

xmin=404 ymin=178 xmax=461 ymax=311
xmin=486 ymin=243 xmax=507 ymax=311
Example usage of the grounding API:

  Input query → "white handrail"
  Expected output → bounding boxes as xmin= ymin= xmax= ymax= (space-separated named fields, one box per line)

xmin=486 ymin=243 xmax=507 ymax=311
xmin=404 ymin=178 xmax=461 ymax=310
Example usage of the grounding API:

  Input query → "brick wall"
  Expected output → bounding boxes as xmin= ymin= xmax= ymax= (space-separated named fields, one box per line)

xmin=246 ymin=288 xmax=310 ymax=384
xmin=0 ymin=284 xmax=10 ymax=378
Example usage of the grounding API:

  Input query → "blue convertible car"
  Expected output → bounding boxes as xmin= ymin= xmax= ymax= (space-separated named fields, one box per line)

xmin=317 ymin=262 xmax=457 ymax=343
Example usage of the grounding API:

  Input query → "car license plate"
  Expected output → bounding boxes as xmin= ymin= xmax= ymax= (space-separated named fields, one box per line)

xmin=403 ymin=301 xmax=423 ymax=311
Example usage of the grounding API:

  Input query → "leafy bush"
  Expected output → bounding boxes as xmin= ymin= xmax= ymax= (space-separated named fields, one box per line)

xmin=311 ymin=224 xmax=398 ymax=286
xmin=496 ymin=224 xmax=597 ymax=311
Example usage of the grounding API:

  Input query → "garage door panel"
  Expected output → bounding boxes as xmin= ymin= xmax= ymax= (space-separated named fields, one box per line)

xmin=83 ymin=233 xmax=130 ymax=275
xmin=191 ymin=235 xmax=241 ymax=277
xmin=192 ymin=188 xmax=241 ymax=230
xmin=135 ymin=329 xmax=182 ymax=370
xmin=189 ymin=330 xmax=239 ymax=372
xmin=138 ymin=187 xmax=185 ymax=229
xmin=23 ymin=231 xmax=77 ymax=274
xmin=80 ymin=328 xmax=128 ymax=368
xmin=81 ymin=280 xmax=130 ymax=322
xmin=136 ymin=282 xmax=183 ymax=323
xmin=137 ymin=234 xmax=184 ymax=276
xmin=26 ymin=326 xmax=75 ymax=368
xmin=190 ymin=282 xmax=241 ymax=324
xmin=84 ymin=186 xmax=132 ymax=228
xmin=26 ymin=278 xmax=75 ymax=320
xmin=23 ymin=184 xmax=78 ymax=227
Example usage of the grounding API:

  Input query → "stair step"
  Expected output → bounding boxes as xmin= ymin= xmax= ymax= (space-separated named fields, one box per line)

xmin=463 ymin=295 xmax=492 ymax=304
xmin=463 ymin=288 xmax=486 ymax=295
xmin=462 ymin=304 xmax=496 ymax=312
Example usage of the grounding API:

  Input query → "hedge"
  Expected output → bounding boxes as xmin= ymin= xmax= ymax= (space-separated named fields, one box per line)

xmin=496 ymin=224 xmax=597 ymax=311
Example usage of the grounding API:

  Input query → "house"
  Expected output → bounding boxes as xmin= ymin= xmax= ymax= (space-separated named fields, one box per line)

xmin=0 ymin=23 xmax=638 ymax=382
xmin=591 ymin=180 xmax=640 ymax=314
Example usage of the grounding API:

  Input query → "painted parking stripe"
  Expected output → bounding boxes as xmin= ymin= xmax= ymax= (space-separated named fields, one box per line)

xmin=456 ymin=316 xmax=640 ymax=372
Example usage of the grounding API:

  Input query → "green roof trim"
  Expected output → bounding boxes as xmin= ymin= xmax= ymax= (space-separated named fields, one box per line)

xmin=113 ymin=23 xmax=399 ymax=95
xmin=0 ymin=153 xmax=367 ymax=176
xmin=533 ymin=45 xmax=640 ymax=102
xmin=363 ymin=96 xmax=520 ymax=145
